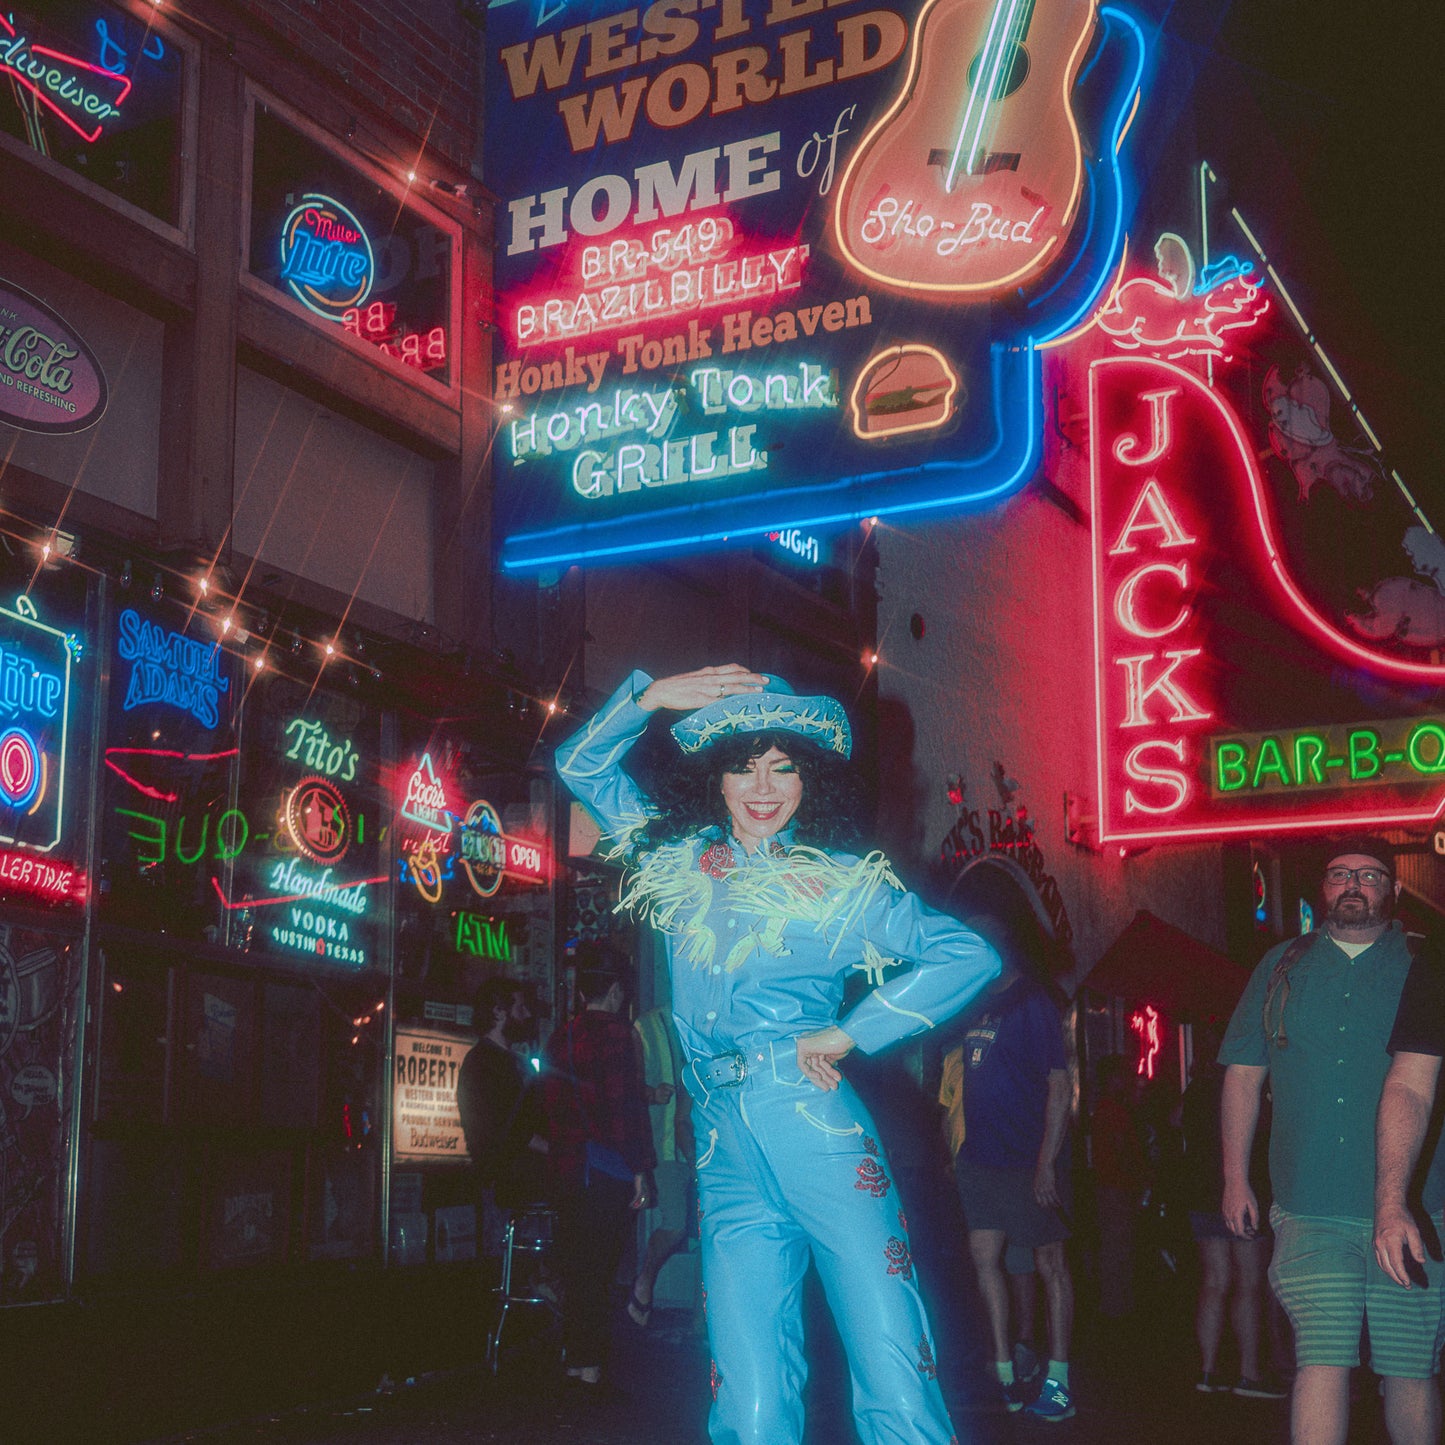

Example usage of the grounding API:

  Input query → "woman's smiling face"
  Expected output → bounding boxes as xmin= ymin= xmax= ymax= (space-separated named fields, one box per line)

xmin=720 ymin=746 xmax=803 ymax=852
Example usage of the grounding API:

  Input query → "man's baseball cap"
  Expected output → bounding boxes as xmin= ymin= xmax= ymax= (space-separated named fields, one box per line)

xmin=1322 ymin=834 xmax=1395 ymax=873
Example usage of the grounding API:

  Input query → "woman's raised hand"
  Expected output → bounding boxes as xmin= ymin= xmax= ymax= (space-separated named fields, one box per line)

xmin=639 ymin=665 xmax=767 ymax=713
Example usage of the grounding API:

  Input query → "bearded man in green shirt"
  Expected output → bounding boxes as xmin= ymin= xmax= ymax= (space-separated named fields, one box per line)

xmin=1220 ymin=836 xmax=1445 ymax=1445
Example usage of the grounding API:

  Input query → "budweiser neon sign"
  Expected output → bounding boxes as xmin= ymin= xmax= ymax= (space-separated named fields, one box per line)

xmin=0 ymin=15 xmax=131 ymax=144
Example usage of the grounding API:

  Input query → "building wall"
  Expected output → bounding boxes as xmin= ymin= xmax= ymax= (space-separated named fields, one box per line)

xmin=875 ymin=495 xmax=1228 ymax=980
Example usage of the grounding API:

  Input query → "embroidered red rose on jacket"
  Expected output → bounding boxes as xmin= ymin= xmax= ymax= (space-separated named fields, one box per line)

xmin=699 ymin=843 xmax=734 ymax=879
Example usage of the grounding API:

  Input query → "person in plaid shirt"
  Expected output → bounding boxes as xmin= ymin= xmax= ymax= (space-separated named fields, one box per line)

xmin=544 ymin=957 xmax=655 ymax=1386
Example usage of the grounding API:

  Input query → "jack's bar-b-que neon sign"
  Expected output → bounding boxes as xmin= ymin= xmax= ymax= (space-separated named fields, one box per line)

xmin=1089 ymin=354 xmax=1445 ymax=843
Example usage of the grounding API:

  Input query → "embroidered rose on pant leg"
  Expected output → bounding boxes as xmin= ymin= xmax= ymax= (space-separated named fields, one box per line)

xmin=885 ymin=1236 xmax=913 ymax=1280
xmin=855 ymin=1158 xmax=892 ymax=1198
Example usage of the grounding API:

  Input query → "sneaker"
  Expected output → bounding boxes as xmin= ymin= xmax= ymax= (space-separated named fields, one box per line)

xmin=1001 ymin=1376 xmax=1035 ymax=1413
xmin=1233 ymin=1376 xmax=1288 ymax=1400
xmin=1196 ymin=1371 xmax=1229 ymax=1393
xmin=1025 ymin=1376 xmax=1075 ymax=1421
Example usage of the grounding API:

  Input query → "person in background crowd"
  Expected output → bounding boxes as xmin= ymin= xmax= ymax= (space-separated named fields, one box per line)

xmin=1221 ymin=836 xmax=1445 ymax=1445
xmin=556 ymin=663 xmax=1000 ymax=1445
xmin=1373 ymin=930 xmax=1445 ymax=1417
xmin=1090 ymin=1053 xmax=1147 ymax=1325
xmin=952 ymin=922 xmax=1075 ymax=1421
xmin=544 ymin=959 xmax=656 ymax=1388
xmin=1178 ymin=1024 xmax=1284 ymax=1399
xmin=628 ymin=1004 xmax=694 ymax=1327
xmin=456 ymin=976 xmax=546 ymax=1256
xmin=940 ymin=1035 xmax=1042 ymax=1389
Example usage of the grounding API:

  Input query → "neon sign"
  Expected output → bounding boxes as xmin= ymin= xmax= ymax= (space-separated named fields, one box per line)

xmin=0 ymin=845 xmax=85 ymax=904
xmin=284 ymin=718 xmax=359 ymax=781
xmin=117 ymin=610 xmax=230 ymax=729
xmin=1130 ymin=1004 xmax=1161 ymax=1079
xmin=278 ymin=194 xmax=375 ymax=321
xmin=0 ymin=15 xmax=130 ymax=144
xmin=1212 ymin=719 xmax=1445 ymax=796
xmin=455 ymin=912 xmax=512 ymax=962
xmin=1087 ymin=342 xmax=1445 ymax=841
xmin=0 ymin=596 xmax=73 ymax=853
xmin=284 ymin=777 xmax=351 ymax=864
xmin=487 ymin=0 xmax=1148 ymax=570
xmin=507 ymin=360 xmax=840 ymax=500
xmin=401 ymin=753 xmax=452 ymax=835
xmin=458 ymin=800 xmax=547 ymax=898
xmin=342 ymin=301 xmax=447 ymax=372
xmin=767 ymin=528 xmax=822 ymax=566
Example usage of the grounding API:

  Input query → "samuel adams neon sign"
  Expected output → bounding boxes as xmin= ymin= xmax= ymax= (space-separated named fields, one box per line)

xmin=278 ymin=194 xmax=375 ymax=321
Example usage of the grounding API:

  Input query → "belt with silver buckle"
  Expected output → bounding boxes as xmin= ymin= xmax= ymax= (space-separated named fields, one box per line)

xmin=691 ymin=1051 xmax=747 ymax=1089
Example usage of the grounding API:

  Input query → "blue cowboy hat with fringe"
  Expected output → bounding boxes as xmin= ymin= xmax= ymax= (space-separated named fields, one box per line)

xmin=670 ymin=674 xmax=852 ymax=759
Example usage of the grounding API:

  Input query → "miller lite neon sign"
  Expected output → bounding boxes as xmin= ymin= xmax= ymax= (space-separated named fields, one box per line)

xmin=278 ymin=194 xmax=375 ymax=321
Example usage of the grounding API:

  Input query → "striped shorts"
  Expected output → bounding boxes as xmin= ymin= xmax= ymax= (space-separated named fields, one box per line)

xmin=1269 ymin=1206 xmax=1445 ymax=1377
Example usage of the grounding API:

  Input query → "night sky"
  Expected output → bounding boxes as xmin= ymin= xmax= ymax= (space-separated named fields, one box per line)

xmin=1158 ymin=0 xmax=1440 ymax=516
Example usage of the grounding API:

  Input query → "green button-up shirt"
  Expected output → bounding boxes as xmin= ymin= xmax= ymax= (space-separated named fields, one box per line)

xmin=1220 ymin=922 xmax=1445 ymax=1220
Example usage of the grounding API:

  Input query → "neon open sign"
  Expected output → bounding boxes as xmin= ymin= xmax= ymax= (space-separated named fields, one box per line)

xmin=278 ymin=194 xmax=375 ymax=321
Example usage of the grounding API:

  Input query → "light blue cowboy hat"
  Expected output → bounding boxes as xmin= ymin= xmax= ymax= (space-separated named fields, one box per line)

xmin=670 ymin=674 xmax=852 ymax=759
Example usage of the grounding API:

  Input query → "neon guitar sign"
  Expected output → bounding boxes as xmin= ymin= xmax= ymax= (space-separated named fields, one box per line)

xmin=834 ymin=0 xmax=1095 ymax=295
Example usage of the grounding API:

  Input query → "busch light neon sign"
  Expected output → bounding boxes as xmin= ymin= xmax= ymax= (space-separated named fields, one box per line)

xmin=278 ymin=193 xmax=375 ymax=321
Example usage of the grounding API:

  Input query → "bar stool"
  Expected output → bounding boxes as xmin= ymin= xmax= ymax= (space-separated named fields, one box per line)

xmin=487 ymin=1204 xmax=559 ymax=1373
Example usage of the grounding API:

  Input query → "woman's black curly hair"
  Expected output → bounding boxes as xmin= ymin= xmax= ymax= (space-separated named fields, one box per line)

xmin=628 ymin=729 xmax=867 ymax=859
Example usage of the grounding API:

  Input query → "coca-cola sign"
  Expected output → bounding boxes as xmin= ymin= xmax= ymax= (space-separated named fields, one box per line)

xmin=0 ymin=280 xmax=107 ymax=434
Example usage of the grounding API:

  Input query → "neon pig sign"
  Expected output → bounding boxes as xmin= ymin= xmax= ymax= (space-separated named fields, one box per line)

xmin=278 ymin=194 xmax=375 ymax=321
xmin=0 ymin=14 xmax=131 ymax=145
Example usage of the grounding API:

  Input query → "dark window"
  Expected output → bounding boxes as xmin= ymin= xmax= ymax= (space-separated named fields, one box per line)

xmin=0 ymin=0 xmax=185 ymax=224
xmin=248 ymin=105 xmax=454 ymax=385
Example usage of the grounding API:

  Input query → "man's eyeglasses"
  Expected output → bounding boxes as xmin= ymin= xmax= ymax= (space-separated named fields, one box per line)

xmin=1323 ymin=866 xmax=1391 ymax=887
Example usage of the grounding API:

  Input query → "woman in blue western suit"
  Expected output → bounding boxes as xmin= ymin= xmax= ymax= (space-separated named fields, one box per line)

xmin=557 ymin=663 xmax=999 ymax=1445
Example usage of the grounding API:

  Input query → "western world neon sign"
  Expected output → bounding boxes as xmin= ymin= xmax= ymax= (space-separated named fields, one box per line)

xmin=0 ymin=15 xmax=130 ymax=144
xmin=490 ymin=0 xmax=1148 ymax=570
xmin=117 ymin=610 xmax=230 ymax=729
xmin=279 ymin=194 xmax=375 ymax=321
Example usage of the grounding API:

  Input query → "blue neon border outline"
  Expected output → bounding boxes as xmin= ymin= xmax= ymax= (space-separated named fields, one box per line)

xmin=499 ymin=5 xmax=1148 ymax=572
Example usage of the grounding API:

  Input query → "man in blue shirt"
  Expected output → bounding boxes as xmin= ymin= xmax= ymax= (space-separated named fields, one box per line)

xmin=954 ymin=936 xmax=1074 ymax=1421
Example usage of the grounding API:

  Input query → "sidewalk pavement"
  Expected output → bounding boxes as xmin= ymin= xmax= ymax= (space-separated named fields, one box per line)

xmin=131 ymin=1300 xmax=1340 ymax=1445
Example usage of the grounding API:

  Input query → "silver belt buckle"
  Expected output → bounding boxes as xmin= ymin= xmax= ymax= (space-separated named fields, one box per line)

xmin=712 ymin=1051 xmax=747 ymax=1086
